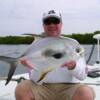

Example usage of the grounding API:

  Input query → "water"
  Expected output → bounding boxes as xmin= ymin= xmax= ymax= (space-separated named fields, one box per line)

xmin=0 ymin=45 xmax=29 ymax=77
xmin=0 ymin=44 xmax=98 ymax=77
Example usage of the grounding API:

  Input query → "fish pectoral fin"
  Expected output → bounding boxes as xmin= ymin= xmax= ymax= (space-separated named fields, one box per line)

xmin=37 ymin=67 xmax=54 ymax=82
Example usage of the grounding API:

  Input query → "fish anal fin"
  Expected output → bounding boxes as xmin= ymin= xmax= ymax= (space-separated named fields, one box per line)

xmin=37 ymin=67 xmax=54 ymax=82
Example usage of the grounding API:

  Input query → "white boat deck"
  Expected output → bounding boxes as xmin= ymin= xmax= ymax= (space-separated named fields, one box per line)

xmin=0 ymin=73 xmax=29 ymax=100
xmin=0 ymin=73 xmax=100 ymax=100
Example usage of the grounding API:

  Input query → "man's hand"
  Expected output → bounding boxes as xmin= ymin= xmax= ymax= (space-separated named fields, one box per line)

xmin=20 ymin=57 xmax=33 ymax=69
xmin=61 ymin=60 xmax=76 ymax=70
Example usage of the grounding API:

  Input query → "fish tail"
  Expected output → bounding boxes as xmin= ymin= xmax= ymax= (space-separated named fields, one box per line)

xmin=0 ymin=56 xmax=18 ymax=85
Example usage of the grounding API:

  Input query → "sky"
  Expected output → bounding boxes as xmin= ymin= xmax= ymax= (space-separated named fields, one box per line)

xmin=0 ymin=0 xmax=100 ymax=36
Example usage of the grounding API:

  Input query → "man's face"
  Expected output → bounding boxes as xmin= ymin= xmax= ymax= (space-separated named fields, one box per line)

xmin=43 ymin=17 xmax=62 ymax=37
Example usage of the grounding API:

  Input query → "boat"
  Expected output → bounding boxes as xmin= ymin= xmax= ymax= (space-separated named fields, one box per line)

xmin=0 ymin=73 xmax=29 ymax=100
xmin=0 ymin=34 xmax=100 ymax=100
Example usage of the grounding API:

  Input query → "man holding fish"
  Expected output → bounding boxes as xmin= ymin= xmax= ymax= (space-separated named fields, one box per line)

xmin=15 ymin=10 xmax=95 ymax=100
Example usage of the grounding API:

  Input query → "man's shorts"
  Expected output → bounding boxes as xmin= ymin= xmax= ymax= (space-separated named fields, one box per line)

xmin=21 ymin=80 xmax=95 ymax=100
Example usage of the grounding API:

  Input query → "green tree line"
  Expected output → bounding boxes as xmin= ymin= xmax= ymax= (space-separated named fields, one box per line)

xmin=0 ymin=36 xmax=34 ymax=44
xmin=0 ymin=31 xmax=100 ymax=44
xmin=63 ymin=31 xmax=100 ymax=44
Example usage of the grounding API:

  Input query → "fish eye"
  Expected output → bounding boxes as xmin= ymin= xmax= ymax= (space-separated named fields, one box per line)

xmin=75 ymin=47 xmax=80 ymax=53
xmin=52 ymin=53 xmax=64 ymax=59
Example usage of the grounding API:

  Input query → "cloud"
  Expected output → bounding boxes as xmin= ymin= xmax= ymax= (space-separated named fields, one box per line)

xmin=0 ymin=0 xmax=100 ymax=36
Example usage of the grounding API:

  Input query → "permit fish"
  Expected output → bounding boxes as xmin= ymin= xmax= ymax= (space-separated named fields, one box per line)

xmin=0 ymin=37 xmax=84 ymax=85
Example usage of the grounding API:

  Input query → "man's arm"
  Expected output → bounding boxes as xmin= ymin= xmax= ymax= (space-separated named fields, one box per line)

xmin=61 ymin=57 xmax=87 ymax=80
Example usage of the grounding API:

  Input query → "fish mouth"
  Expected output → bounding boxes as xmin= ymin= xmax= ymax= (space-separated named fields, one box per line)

xmin=37 ymin=67 xmax=54 ymax=82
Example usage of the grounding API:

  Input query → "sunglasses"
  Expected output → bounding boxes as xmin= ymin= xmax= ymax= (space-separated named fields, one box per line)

xmin=43 ymin=18 xmax=60 ymax=25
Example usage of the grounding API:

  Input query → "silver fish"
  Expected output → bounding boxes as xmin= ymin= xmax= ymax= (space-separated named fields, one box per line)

xmin=0 ymin=37 xmax=84 ymax=85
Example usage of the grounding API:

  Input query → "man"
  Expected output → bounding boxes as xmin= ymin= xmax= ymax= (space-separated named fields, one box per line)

xmin=15 ymin=10 xmax=95 ymax=100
